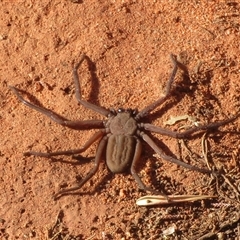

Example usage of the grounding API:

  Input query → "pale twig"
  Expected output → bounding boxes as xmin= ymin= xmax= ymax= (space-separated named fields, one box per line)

xmin=136 ymin=194 xmax=217 ymax=206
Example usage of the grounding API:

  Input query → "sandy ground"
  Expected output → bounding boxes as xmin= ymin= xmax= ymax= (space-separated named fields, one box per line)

xmin=0 ymin=1 xmax=239 ymax=239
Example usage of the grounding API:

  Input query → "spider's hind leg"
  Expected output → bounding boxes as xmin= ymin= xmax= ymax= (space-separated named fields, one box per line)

xmin=24 ymin=130 xmax=105 ymax=157
xmin=130 ymin=138 xmax=169 ymax=199
xmin=54 ymin=135 xmax=108 ymax=199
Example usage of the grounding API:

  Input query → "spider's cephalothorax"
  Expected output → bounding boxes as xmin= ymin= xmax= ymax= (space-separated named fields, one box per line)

xmin=9 ymin=54 xmax=239 ymax=199
xmin=106 ymin=108 xmax=138 ymax=135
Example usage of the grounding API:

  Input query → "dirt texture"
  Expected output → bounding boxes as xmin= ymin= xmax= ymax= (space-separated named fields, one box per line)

xmin=0 ymin=1 xmax=240 ymax=239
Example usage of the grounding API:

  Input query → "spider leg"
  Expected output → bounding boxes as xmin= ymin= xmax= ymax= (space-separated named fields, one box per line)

xmin=139 ymin=131 xmax=212 ymax=174
xmin=142 ymin=113 xmax=240 ymax=138
xmin=54 ymin=135 xmax=108 ymax=199
xmin=9 ymin=86 xmax=104 ymax=130
xmin=130 ymin=138 xmax=169 ymax=198
xmin=136 ymin=54 xmax=178 ymax=120
xmin=24 ymin=130 xmax=106 ymax=157
xmin=73 ymin=54 xmax=110 ymax=117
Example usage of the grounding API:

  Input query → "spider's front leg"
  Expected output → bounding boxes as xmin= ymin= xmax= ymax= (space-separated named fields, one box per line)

xmin=73 ymin=54 xmax=110 ymax=116
xmin=136 ymin=54 xmax=179 ymax=120
xmin=9 ymin=86 xmax=105 ymax=130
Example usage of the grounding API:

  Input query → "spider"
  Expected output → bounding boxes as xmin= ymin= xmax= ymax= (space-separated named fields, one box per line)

xmin=9 ymin=54 xmax=239 ymax=199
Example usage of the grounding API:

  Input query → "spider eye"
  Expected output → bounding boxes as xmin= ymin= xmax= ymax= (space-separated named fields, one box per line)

xmin=118 ymin=108 xmax=124 ymax=113
xmin=132 ymin=109 xmax=138 ymax=115
xmin=116 ymin=108 xmax=138 ymax=116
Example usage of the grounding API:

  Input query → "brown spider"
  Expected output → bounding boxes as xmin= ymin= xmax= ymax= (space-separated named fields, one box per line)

xmin=9 ymin=54 xmax=239 ymax=199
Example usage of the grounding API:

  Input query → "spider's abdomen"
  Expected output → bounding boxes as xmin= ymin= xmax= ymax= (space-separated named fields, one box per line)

xmin=106 ymin=135 xmax=136 ymax=173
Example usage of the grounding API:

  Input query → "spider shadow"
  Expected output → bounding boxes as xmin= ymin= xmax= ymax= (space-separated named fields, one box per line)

xmin=147 ymin=65 xmax=220 ymax=121
xmin=14 ymin=87 xmax=70 ymax=122
xmin=71 ymin=0 xmax=83 ymax=3
xmin=77 ymin=170 xmax=116 ymax=195
xmin=202 ymin=129 xmax=240 ymax=161
xmin=140 ymin=129 xmax=211 ymax=193
xmin=50 ymin=155 xmax=95 ymax=165
xmin=49 ymin=151 xmax=117 ymax=197
xmin=82 ymin=55 xmax=103 ymax=108
xmin=146 ymin=70 xmax=195 ymax=122
xmin=141 ymin=137 xmax=178 ymax=193
xmin=143 ymin=124 xmax=240 ymax=193
xmin=15 ymin=88 xmax=48 ymax=109
xmin=55 ymin=165 xmax=116 ymax=198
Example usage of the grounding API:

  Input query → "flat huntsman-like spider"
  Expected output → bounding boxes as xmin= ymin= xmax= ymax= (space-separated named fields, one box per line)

xmin=9 ymin=54 xmax=239 ymax=199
